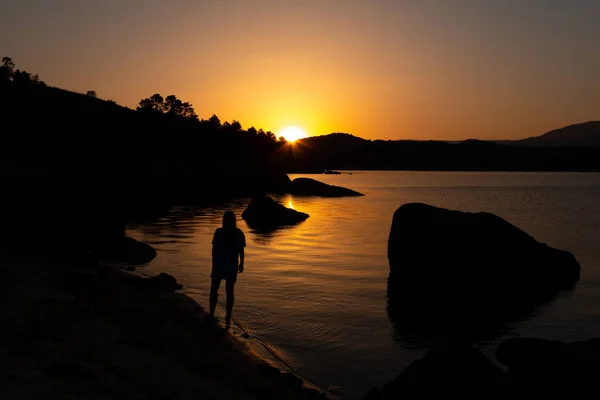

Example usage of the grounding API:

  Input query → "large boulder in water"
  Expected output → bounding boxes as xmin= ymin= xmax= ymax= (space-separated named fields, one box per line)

xmin=288 ymin=177 xmax=363 ymax=197
xmin=386 ymin=203 xmax=580 ymax=344
xmin=241 ymin=196 xmax=309 ymax=230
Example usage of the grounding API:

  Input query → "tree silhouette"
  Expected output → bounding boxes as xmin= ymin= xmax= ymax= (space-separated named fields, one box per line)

xmin=137 ymin=93 xmax=197 ymax=121
xmin=204 ymin=114 xmax=221 ymax=130
xmin=165 ymin=95 xmax=183 ymax=115
xmin=30 ymin=74 xmax=43 ymax=86
xmin=180 ymin=102 xmax=197 ymax=120
xmin=86 ymin=90 xmax=97 ymax=98
xmin=1 ymin=57 xmax=45 ymax=93
xmin=1 ymin=57 xmax=15 ymax=95
xmin=1 ymin=57 xmax=15 ymax=78
xmin=164 ymin=94 xmax=198 ymax=121
xmin=137 ymin=93 xmax=165 ymax=113
xmin=12 ymin=70 xmax=32 ymax=88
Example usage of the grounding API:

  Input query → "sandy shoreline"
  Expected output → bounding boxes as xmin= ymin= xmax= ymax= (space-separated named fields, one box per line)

xmin=0 ymin=257 xmax=332 ymax=399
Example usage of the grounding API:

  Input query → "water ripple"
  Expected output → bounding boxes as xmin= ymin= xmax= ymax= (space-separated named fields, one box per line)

xmin=128 ymin=172 xmax=600 ymax=397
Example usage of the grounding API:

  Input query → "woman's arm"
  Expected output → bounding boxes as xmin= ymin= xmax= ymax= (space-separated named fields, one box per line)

xmin=212 ymin=230 xmax=218 ymax=267
xmin=238 ymin=248 xmax=245 ymax=273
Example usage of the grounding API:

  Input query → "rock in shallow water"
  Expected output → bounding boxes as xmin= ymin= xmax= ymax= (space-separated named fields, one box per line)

xmin=386 ymin=203 xmax=580 ymax=344
xmin=241 ymin=196 xmax=309 ymax=230
xmin=288 ymin=177 xmax=364 ymax=197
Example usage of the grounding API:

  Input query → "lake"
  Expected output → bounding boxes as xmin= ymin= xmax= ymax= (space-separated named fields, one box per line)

xmin=128 ymin=171 xmax=600 ymax=398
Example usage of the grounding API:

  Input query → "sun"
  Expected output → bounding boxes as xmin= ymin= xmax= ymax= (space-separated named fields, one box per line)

xmin=279 ymin=126 xmax=308 ymax=142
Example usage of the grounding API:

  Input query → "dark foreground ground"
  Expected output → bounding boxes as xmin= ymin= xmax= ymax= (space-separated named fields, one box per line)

xmin=0 ymin=259 xmax=330 ymax=399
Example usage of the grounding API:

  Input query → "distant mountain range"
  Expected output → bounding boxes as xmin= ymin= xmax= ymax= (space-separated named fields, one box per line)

xmin=501 ymin=121 xmax=600 ymax=148
xmin=279 ymin=121 xmax=600 ymax=172
xmin=451 ymin=121 xmax=600 ymax=148
xmin=3 ymin=55 xmax=598 ymax=174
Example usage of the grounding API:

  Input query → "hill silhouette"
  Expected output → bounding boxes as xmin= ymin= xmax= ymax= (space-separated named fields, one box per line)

xmin=276 ymin=131 xmax=600 ymax=172
xmin=1 ymin=56 xmax=288 ymax=257
xmin=514 ymin=121 xmax=600 ymax=148
xmin=1 ymin=57 xmax=287 ymax=195
xmin=3 ymin=56 xmax=599 ymax=183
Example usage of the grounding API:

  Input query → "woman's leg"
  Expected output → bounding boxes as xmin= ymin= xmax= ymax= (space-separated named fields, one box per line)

xmin=209 ymin=278 xmax=221 ymax=318
xmin=225 ymin=280 xmax=235 ymax=327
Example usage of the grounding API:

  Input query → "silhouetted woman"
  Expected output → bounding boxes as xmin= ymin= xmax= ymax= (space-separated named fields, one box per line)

xmin=209 ymin=210 xmax=246 ymax=328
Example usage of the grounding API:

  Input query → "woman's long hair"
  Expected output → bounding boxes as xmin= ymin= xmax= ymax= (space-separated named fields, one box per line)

xmin=221 ymin=211 xmax=237 ymax=248
xmin=222 ymin=210 xmax=237 ymax=230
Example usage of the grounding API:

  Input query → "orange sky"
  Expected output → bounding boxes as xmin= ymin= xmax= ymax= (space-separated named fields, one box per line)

xmin=1 ymin=0 xmax=599 ymax=140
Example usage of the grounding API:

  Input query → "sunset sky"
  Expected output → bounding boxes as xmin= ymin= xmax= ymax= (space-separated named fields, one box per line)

xmin=2 ymin=0 xmax=598 ymax=140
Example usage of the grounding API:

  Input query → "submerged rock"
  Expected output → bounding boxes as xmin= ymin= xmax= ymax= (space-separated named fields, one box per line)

xmin=288 ymin=177 xmax=363 ymax=197
xmin=123 ymin=272 xmax=183 ymax=291
xmin=95 ymin=236 xmax=157 ymax=266
xmin=363 ymin=343 xmax=506 ymax=399
xmin=148 ymin=272 xmax=183 ymax=291
xmin=386 ymin=203 xmax=580 ymax=344
xmin=241 ymin=196 xmax=309 ymax=229
xmin=496 ymin=337 xmax=600 ymax=392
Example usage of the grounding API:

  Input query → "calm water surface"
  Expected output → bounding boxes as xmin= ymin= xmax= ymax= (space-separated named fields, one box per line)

xmin=128 ymin=171 xmax=600 ymax=398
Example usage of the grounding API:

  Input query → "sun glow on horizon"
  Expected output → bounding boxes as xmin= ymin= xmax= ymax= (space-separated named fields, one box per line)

xmin=279 ymin=126 xmax=308 ymax=142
